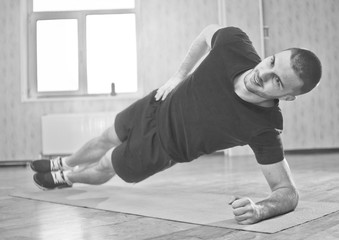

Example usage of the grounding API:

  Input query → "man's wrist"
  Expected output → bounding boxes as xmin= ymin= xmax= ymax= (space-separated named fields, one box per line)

xmin=255 ymin=203 xmax=265 ymax=222
xmin=174 ymin=70 xmax=188 ymax=79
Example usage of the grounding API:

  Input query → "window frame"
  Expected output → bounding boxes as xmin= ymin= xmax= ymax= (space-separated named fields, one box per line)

xmin=24 ymin=0 xmax=141 ymax=100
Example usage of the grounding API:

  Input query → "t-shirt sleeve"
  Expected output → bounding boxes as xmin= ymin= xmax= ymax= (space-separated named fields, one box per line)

xmin=210 ymin=27 xmax=261 ymax=68
xmin=248 ymin=130 xmax=285 ymax=165
xmin=211 ymin=27 xmax=253 ymax=49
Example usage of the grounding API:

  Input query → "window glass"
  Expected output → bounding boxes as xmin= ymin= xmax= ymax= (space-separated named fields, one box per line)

xmin=86 ymin=14 xmax=137 ymax=94
xmin=33 ymin=0 xmax=135 ymax=12
xmin=36 ymin=19 xmax=79 ymax=92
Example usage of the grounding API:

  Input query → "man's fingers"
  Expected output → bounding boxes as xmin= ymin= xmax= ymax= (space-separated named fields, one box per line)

xmin=161 ymin=89 xmax=169 ymax=100
xmin=155 ymin=94 xmax=160 ymax=101
xmin=229 ymin=197 xmax=259 ymax=225
xmin=232 ymin=206 xmax=249 ymax=216
xmin=155 ymin=90 xmax=162 ymax=101
xmin=156 ymin=86 xmax=173 ymax=101
xmin=161 ymin=87 xmax=174 ymax=101
xmin=161 ymin=92 xmax=168 ymax=101
xmin=155 ymin=87 xmax=166 ymax=101
xmin=228 ymin=196 xmax=240 ymax=205
xmin=231 ymin=198 xmax=250 ymax=208
xmin=234 ymin=212 xmax=252 ymax=222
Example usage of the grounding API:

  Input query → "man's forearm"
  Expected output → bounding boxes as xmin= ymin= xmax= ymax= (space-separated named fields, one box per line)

xmin=174 ymin=32 xmax=210 ymax=79
xmin=231 ymin=160 xmax=299 ymax=224
xmin=154 ymin=28 xmax=212 ymax=101
xmin=256 ymin=187 xmax=299 ymax=221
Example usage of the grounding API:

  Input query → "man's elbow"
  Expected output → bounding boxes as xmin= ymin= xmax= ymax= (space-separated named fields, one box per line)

xmin=289 ymin=187 xmax=299 ymax=211
xmin=202 ymin=24 xmax=223 ymax=48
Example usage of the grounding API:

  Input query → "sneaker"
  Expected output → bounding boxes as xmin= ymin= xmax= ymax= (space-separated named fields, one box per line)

xmin=33 ymin=171 xmax=72 ymax=190
xmin=30 ymin=157 xmax=64 ymax=173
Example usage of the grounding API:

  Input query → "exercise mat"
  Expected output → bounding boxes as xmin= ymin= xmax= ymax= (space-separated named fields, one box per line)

xmin=11 ymin=185 xmax=339 ymax=233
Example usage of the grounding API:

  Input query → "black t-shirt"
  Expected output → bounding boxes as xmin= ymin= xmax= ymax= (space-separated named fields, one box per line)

xmin=156 ymin=27 xmax=284 ymax=164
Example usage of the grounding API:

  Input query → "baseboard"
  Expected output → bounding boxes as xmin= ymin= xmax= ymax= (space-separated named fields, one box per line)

xmin=0 ymin=160 xmax=30 ymax=167
xmin=285 ymin=148 xmax=339 ymax=155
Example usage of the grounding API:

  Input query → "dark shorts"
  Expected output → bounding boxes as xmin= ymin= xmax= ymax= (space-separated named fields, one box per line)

xmin=111 ymin=90 xmax=175 ymax=183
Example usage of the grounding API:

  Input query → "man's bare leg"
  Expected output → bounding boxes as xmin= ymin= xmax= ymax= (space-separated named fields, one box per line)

xmin=33 ymin=148 xmax=116 ymax=190
xmin=31 ymin=121 xmax=121 ymax=189
xmin=64 ymin=123 xmax=121 ymax=168
xmin=65 ymin=148 xmax=116 ymax=185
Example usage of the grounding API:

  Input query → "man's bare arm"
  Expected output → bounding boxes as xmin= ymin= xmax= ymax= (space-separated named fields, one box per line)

xmin=155 ymin=24 xmax=222 ymax=101
xmin=256 ymin=159 xmax=299 ymax=221
xmin=230 ymin=159 xmax=299 ymax=224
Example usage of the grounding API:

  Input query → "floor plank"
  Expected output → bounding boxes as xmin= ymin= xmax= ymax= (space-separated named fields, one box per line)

xmin=1 ymin=152 xmax=339 ymax=239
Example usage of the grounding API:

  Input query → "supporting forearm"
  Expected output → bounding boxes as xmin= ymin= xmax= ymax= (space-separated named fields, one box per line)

xmin=256 ymin=187 xmax=299 ymax=221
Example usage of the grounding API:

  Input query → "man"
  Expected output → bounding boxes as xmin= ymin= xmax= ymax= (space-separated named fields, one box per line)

xmin=31 ymin=25 xmax=322 ymax=225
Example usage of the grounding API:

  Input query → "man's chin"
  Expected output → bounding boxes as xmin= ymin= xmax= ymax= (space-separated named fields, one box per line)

xmin=244 ymin=81 xmax=257 ymax=94
xmin=246 ymin=87 xmax=266 ymax=99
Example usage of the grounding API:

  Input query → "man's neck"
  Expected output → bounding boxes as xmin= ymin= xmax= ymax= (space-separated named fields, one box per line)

xmin=233 ymin=69 xmax=275 ymax=108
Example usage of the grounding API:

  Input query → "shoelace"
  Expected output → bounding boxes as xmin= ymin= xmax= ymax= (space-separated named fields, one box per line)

xmin=50 ymin=157 xmax=62 ymax=171
xmin=51 ymin=171 xmax=67 ymax=185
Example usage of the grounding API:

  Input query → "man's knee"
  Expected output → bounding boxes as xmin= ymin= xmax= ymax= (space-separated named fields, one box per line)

xmin=93 ymin=157 xmax=116 ymax=184
xmin=100 ymin=124 xmax=121 ymax=146
xmin=96 ymin=148 xmax=116 ymax=174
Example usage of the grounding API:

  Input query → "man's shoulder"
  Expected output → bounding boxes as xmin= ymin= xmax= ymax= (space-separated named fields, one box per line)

xmin=217 ymin=26 xmax=247 ymax=36
xmin=212 ymin=26 xmax=251 ymax=46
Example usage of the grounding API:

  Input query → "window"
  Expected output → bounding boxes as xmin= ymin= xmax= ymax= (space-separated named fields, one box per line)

xmin=27 ymin=0 xmax=138 ymax=98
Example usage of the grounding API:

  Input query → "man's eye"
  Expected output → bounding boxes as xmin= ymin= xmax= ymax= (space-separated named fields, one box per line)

xmin=275 ymin=77 xmax=281 ymax=86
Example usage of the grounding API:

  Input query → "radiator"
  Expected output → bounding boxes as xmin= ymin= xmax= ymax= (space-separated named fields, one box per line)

xmin=41 ymin=112 xmax=254 ymax=157
xmin=41 ymin=112 xmax=117 ymax=156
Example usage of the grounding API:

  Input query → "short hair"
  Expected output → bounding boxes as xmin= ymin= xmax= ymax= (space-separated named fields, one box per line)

xmin=287 ymin=48 xmax=322 ymax=95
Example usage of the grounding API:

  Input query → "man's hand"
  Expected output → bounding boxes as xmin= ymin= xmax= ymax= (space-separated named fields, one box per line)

xmin=155 ymin=76 xmax=182 ymax=101
xmin=229 ymin=196 xmax=262 ymax=225
xmin=154 ymin=25 xmax=222 ymax=102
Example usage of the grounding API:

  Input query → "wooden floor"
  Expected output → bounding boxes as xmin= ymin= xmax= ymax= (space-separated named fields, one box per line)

xmin=1 ymin=152 xmax=339 ymax=240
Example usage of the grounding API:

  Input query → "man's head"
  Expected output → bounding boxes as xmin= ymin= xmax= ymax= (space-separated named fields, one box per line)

xmin=288 ymin=48 xmax=322 ymax=95
xmin=244 ymin=48 xmax=322 ymax=101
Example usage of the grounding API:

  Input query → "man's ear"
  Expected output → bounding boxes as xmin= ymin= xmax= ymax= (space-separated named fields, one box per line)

xmin=280 ymin=95 xmax=296 ymax=101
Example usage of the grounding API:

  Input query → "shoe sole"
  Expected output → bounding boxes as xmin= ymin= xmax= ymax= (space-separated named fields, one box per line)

xmin=30 ymin=162 xmax=39 ymax=173
xmin=33 ymin=174 xmax=72 ymax=191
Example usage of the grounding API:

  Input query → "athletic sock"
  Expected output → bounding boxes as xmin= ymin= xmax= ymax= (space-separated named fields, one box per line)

xmin=50 ymin=157 xmax=64 ymax=171
xmin=60 ymin=157 xmax=72 ymax=170
xmin=62 ymin=170 xmax=73 ymax=185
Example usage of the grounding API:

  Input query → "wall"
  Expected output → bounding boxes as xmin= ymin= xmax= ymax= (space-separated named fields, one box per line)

xmin=263 ymin=0 xmax=339 ymax=149
xmin=1 ymin=0 xmax=338 ymax=161
xmin=219 ymin=0 xmax=264 ymax=58
xmin=221 ymin=0 xmax=339 ymax=152
xmin=219 ymin=0 xmax=264 ymax=156
xmin=0 ymin=0 xmax=219 ymax=160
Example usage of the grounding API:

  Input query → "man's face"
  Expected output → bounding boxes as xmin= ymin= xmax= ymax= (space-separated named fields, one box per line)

xmin=244 ymin=50 xmax=303 ymax=100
